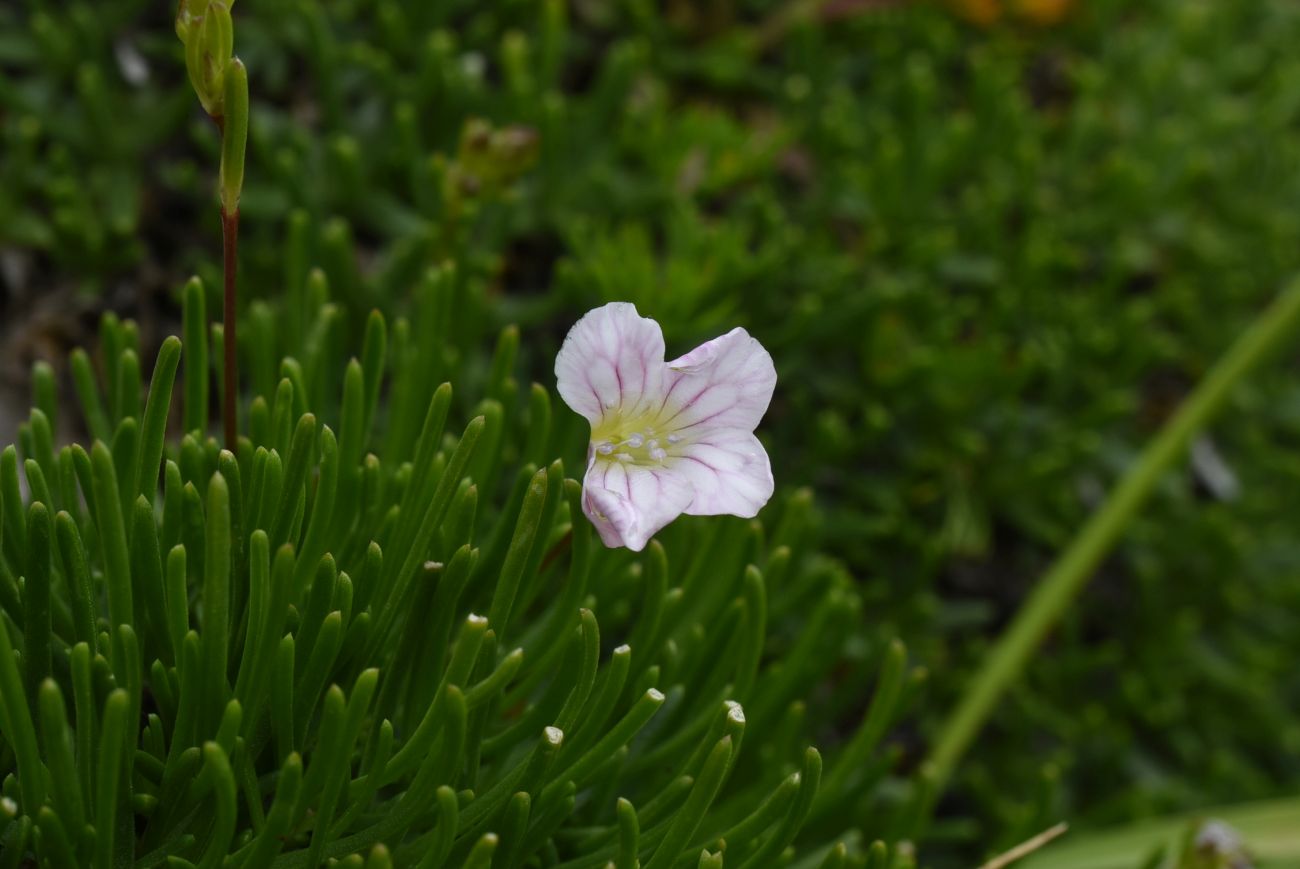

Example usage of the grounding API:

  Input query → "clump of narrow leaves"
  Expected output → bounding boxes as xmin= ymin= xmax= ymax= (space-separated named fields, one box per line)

xmin=0 ymin=272 xmax=920 ymax=867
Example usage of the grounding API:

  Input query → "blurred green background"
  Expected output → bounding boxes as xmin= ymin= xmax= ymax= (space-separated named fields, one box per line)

xmin=5 ymin=0 xmax=1300 ymax=861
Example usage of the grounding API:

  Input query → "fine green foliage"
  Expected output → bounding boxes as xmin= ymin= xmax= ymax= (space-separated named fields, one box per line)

xmin=0 ymin=282 xmax=920 ymax=866
xmin=7 ymin=0 xmax=1300 ymax=864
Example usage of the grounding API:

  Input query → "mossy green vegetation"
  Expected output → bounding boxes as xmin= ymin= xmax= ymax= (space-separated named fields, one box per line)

xmin=0 ymin=285 xmax=922 ymax=865
xmin=5 ymin=0 xmax=1300 ymax=865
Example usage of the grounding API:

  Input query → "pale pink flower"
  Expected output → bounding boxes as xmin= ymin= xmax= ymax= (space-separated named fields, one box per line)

xmin=555 ymin=303 xmax=777 ymax=551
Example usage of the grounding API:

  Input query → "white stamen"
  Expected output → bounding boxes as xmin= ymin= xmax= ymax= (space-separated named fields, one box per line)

xmin=616 ymin=452 xmax=634 ymax=461
xmin=647 ymin=439 xmax=659 ymax=449
xmin=666 ymin=434 xmax=682 ymax=444
xmin=650 ymin=447 xmax=667 ymax=462
xmin=626 ymin=432 xmax=645 ymax=448
xmin=596 ymin=442 xmax=614 ymax=455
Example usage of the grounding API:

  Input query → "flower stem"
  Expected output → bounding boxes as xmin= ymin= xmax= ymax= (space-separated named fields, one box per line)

xmin=926 ymin=278 xmax=1300 ymax=799
xmin=214 ymin=57 xmax=247 ymax=449
xmin=221 ymin=205 xmax=239 ymax=449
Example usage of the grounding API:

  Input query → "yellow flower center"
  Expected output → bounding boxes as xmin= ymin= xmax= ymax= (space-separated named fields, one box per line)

xmin=591 ymin=410 xmax=683 ymax=466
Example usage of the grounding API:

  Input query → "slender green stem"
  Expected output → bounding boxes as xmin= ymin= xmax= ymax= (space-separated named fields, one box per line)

xmin=202 ymin=473 xmax=232 ymax=732
xmin=91 ymin=441 xmax=133 ymax=641
xmin=215 ymin=59 xmax=247 ymax=449
xmin=644 ymin=737 xmax=733 ymax=869
xmin=182 ymin=278 xmax=209 ymax=436
xmin=221 ymin=207 xmax=240 ymax=449
xmin=927 ymin=278 xmax=1300 ymax=794
xmin=95 ymin=689 xmax=130 ymax=869
xmin=0 ymin=611 xmax=44 ymax=812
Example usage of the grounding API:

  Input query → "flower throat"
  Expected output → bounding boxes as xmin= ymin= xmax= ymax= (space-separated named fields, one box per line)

xmin=592 ymin=420 xmax=683 ymax=465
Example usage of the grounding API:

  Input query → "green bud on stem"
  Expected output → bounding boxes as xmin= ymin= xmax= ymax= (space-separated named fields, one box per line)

xmin=181 ymin=0 xmax=233 ymax=117
xmin=220 ymin=57 xmax=249 ymax=214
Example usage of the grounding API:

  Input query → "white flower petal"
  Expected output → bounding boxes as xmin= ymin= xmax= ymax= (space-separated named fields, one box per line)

xmin=673 ymin=430 xmax=774 ymax=518
xmin=581 ymin=459 xmax=695 ymax=551
xmin=555 ymin=302 xmax=666 ymax=425
xmin=559 ymin=306 xmax=779 ymax=549
xmin=660 ymin=328 xmax=776 ymax=436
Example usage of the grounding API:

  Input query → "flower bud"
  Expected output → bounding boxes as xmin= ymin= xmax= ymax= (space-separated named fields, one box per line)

xmin=181 ymin=0 xmax=233 ymax=117
xmin=219 ymin=57 xmax=249 ymax=213
xmin=174 ymin=0 xmax=212 ymax=40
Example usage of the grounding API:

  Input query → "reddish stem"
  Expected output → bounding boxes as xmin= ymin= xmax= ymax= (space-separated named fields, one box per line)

xmin=221 ymin=206 xmax=239 ymax=449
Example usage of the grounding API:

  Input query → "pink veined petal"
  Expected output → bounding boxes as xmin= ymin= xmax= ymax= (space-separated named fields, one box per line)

xmin=672 ymin=430 xmax=774 ymax=518
xmin=581 ymin=458 xmax=695 ymax=551
xmin=659 ymin=328 xmax=776 ymax=437
xmin=555 ymin=302 xmax=667 ymax=425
